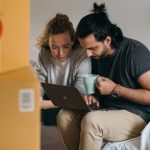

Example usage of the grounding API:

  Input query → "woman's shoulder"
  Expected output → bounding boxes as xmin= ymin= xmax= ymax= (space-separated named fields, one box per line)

xmin=71 ymin=46 xmax=87 ymax=60
xmin=38 ymin=48 xmax=52 ymax=66
xmin=70 ymin=46 xmax=91 ymax=69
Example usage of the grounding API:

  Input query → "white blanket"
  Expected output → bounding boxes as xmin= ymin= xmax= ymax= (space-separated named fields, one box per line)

xmin=102 ymin=122 xmax=150 ymax=150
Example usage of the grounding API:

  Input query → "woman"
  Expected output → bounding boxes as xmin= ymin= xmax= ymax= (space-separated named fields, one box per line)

xmin=35 ymin=13 xmax=91 ymax=125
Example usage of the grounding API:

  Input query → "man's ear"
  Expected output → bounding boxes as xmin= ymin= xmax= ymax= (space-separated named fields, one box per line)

xmin=104 ymin=36 xmax=112 ymax=45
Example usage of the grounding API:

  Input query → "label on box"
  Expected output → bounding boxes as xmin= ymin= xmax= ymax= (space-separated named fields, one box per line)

xmin=19 ymin=89 xmax=35 ymax=112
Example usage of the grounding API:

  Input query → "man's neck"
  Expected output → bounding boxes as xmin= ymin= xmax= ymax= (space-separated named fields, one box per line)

xmin=104 ymin=48 xmax=115 ymax=57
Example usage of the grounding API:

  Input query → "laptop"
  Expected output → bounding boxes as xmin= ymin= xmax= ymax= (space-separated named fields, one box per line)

xmin=41 ymin=83 xmax=97 ymax=112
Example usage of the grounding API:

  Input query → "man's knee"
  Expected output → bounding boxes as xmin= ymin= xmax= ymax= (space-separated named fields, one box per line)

xmin=81 ymin=112 xmax=106 ymax=133
xmin=81 ymin=112 xmax=98 ymax=131
xmin=80 ymin=112 xmax=104 ymax=142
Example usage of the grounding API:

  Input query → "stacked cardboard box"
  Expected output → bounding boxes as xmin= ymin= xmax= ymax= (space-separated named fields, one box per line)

xmin=0 ymin=1 xmax=40 ymax=150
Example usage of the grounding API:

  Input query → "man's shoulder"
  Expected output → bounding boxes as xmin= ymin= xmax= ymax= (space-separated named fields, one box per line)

xmin=122 ymin=37 xmax=148 ymax=49
xmin=120 ymin=37 xmax=149 ymax=56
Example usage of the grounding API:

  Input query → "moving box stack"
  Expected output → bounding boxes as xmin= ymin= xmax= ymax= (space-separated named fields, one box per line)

xmin=0 ymin=0 xmax=40 ymax=150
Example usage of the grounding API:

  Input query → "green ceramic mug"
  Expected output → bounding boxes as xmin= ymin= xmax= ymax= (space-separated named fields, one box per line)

xmin=83 ymin=74 xmax=98 ymax=94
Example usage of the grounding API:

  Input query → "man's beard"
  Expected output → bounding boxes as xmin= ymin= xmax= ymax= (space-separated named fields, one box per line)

xmin=92 ymin=56 xmax=101 ymax=60
xmin=92 ymin=46 xmax=110 ymax=60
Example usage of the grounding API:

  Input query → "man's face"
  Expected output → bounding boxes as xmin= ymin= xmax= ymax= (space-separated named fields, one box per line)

xmin=79 ymin=34 xmax=111 ymax=59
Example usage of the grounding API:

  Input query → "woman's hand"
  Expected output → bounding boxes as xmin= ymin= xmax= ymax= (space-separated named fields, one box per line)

xmin=83 ymin=94 xmax=100 ymax=108
xmin=40 ymin=97 xmax=58 ymax=109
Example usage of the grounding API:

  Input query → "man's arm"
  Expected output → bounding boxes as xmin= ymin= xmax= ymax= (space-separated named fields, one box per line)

xmin=96 ymin=70 xmax=150 ymax=105
xmin=120 ymin=70 xmax=150 ymax=105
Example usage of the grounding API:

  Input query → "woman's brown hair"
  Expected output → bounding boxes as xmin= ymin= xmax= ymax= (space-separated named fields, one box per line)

xmin=37 ymin=13 xmax=76 ymax=50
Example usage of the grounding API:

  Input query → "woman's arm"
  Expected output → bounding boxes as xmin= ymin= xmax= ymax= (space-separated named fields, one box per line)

xmin=74 ymin=56 xmax=91 ymax=94
xmin=41 ymin=99 xmax=57 ymax=109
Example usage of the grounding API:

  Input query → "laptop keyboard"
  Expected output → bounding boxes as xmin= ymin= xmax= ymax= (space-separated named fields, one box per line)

xmin=88 ymin=104 xmax=100 ymax=111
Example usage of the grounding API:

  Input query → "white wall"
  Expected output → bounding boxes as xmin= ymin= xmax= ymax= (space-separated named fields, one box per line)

xmin=30 ymin=0 xmax=150 ymax=61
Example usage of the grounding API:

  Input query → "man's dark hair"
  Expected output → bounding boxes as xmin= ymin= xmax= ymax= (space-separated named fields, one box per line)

xmin=76 ymin=3 xmax=123 ymax=49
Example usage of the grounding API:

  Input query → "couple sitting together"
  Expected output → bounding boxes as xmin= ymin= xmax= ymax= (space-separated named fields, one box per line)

xmin=35 ymin=3 xmax=150 ymax=150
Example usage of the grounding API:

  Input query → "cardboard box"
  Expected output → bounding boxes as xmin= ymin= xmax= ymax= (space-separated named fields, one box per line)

xmin=0 ymin=0 xmax=29 ymax=73
xmin=0 ymin=0 xmax=40 ymax=149
xmin=0 ymin=66 xmax=40 ymax=150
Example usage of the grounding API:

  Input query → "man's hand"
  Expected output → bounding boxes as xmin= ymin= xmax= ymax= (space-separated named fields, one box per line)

xmin=96 ymin=76 xmax=116 ymax=95
xmin=83 ymin=95 xmax=100 ymax=108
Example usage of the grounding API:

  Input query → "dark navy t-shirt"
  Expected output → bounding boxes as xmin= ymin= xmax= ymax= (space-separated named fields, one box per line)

xmin=92 ymin=37 xmax=150 ymax=123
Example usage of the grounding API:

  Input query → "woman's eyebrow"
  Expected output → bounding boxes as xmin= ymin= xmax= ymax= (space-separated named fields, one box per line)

xmin=63 ymin=43 xmax=72 ymax=46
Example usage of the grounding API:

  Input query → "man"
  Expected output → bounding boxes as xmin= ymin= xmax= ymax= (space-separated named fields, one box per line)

xmin=57 ymin=3 xmax=150 ymax=150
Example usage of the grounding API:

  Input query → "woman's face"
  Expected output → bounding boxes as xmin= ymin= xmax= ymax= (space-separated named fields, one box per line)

xmin=49 ymin=32 xmax=72 ymax=62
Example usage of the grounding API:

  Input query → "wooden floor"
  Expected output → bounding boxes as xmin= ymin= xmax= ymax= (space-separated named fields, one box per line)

xmin=41 ymin=125 xmax=65 ymax=150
